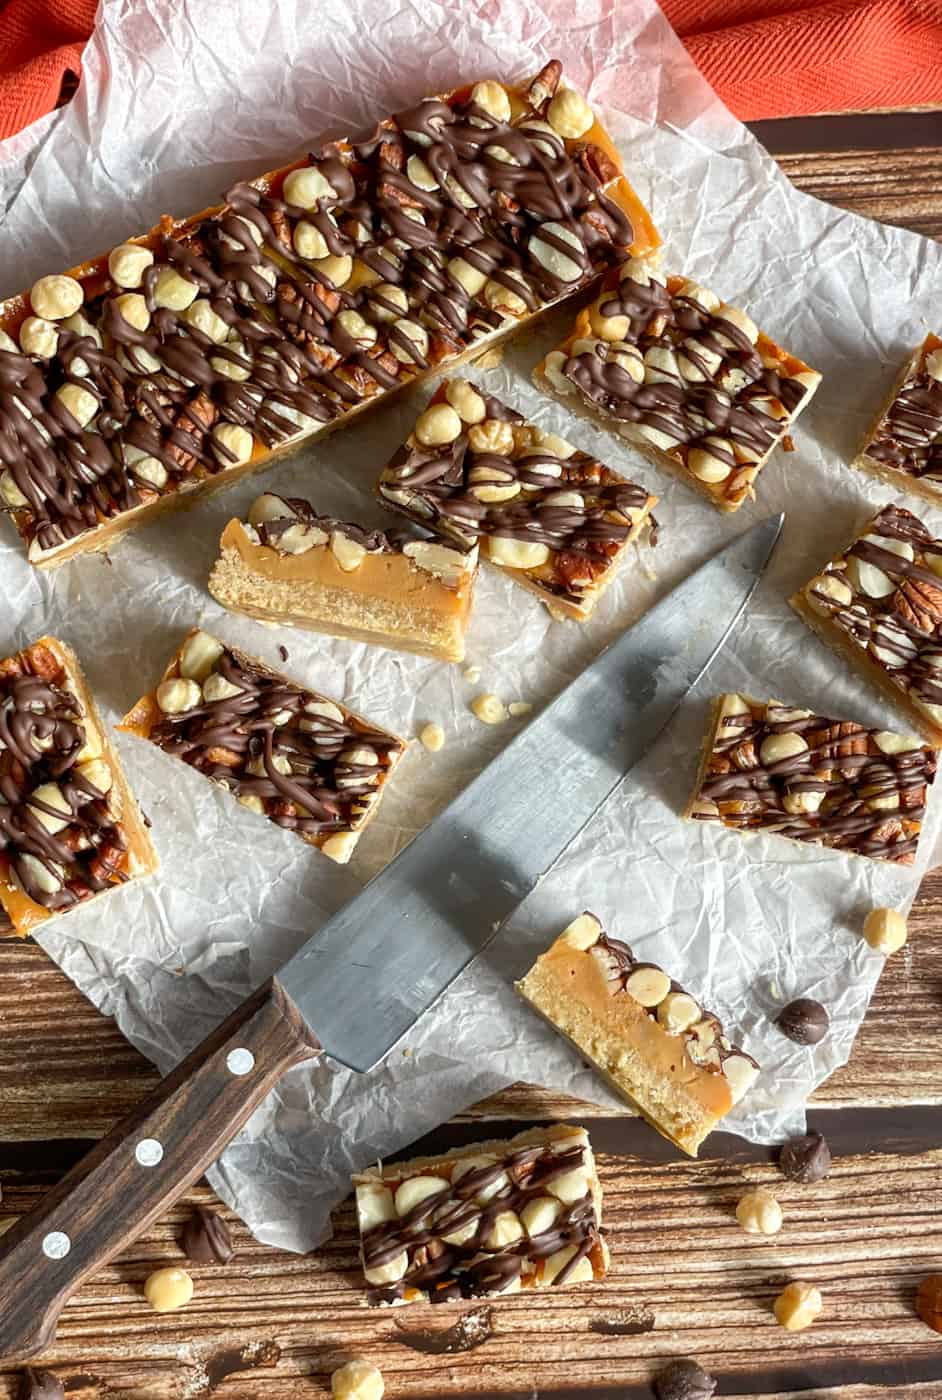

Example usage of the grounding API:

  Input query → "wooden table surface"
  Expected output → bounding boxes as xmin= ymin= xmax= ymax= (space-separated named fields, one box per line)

xmin=3 ymin=109 xmax=942 ymax=1400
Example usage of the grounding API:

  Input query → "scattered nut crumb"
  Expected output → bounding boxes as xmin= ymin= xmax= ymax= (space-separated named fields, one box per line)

xmin=735 ymin=1186 xmax=783 ymax=1235
xmin=278 ymin=644 xmax=289 ymax=663
xmin=331 ymin=1357 xmax=384 ymax=1400
xmin=773 ymin=1280 xmax=822 ymax=1331
xmin=420 ymin=722 xmax=446 ymax=752
xmin=471 ymin=693 xmax=507 ymax=725
xmin=509 ymin=701 xmax=532 ymax=717
xmin=462 ymin=664 xmax=481 ymax=684
xmin=862 ymin=906 xmax=907 ymax=954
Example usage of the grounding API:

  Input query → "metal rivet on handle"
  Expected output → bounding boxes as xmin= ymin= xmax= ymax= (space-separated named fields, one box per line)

xmin=226 ymin=1048 xmax=255 ymax=1076
xmin=135 ymin=1138 xmax=164 ymax=1167
xmin=42 ymin=1231 xmax=71 ymax=1260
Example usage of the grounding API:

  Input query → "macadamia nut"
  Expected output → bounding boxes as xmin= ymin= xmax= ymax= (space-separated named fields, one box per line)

xmin=774 ymin=1280 xmax=823 ymax=1331
xmin=862 ymin=906 xmax=908 ymax=954
xmin=736 ymin=1186 xmax=783 ymax=1236
xmin=30 ymin=274 xmax=84 ymax=320
xmin=331 ymin=1358 xmax=384 ymax=1400
xmin=144 ymin=1266 xmax=194 ymax=1313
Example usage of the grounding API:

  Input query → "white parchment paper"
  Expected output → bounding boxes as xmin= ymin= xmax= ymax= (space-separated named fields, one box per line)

xmin=2 ymin=0 xmax=941 ymax=1252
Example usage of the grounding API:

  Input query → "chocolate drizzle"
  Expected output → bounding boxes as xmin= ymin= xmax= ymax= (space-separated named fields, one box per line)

xmin=0 ymin=62 xmax=636 ymax=558
xmin=693 ymin=695 xmax=937 ymax=864
xmin=0 ymin=642 xmax=129 ymax=909
xmin=247 ymin=495 xmax=411 ymax=555
xmin=147 ymin=643 xmax=403 ymax=840
xmin=379 ymin=383 xmax=652 ymax=603
xmin=867 ymin=345 xmax=942 ymax=478
xmin=359 ymin=1135 xmax=603 ymax=1305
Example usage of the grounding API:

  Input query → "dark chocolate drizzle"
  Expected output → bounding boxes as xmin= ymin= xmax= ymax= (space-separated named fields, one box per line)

xmin=1 ymin=63 xmax=634 ymax=556
xmin=147 ymin=643 xmax=402 ymax=838
xmin=360 ymin=1136 xmax=603 ymax=1304
xmin=248 ymin=494 xmax=411 ymax=555
xmin=867 ymin=346 xmax=942 ymax=478
xmin=379 ymin=383 xmax=651 ymax=603
xmin=0 ymin=642 xmax=129 ymax=910
xmin=693 ymin=695 xmax=937 ymax=864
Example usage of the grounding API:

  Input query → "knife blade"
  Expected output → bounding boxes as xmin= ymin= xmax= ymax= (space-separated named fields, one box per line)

xmin=0 ymin=512 xmax=782 ymax=1364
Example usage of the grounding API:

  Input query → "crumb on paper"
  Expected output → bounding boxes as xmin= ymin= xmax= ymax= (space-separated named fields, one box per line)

xmin=471 ymin=693 xmax=506 ymax=725
xmin=509 ymin=701 xmax=532 ymax=717
xmin=462 ymin=664 xmax=481 ymax=683
xmin=419 ymin=722 xmax=446 ymax=752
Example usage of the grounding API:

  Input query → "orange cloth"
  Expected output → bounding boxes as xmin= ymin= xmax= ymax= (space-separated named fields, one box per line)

xmin=0 ymin=0 xmax=938 ymax=138
xmin=661 ymin=0 xmax=942 ymax=120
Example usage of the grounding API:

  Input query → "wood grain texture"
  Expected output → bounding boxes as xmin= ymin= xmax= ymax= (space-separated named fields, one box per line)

xmin=3 ymin=117 xmax=942 ymax=1396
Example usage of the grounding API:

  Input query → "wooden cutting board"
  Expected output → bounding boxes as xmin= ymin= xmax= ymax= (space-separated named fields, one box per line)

xmin=2 ymin=108 xmax=942 ymax=1398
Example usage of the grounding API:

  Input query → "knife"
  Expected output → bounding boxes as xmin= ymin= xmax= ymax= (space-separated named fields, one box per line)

xmin=0 ymin=512 xmax=782 ymax=1363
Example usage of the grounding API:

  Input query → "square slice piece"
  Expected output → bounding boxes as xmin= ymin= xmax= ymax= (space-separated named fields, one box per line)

xmin=353 ymin=1124 xmax=608 ymax=1306
xmin=208 ymin=492 xmax=477 ymax=663
xmin=533 ymin=259 xmax=820 ymax=512
xmin=119 ymin=629 xmax=406 ymax=865
xmin=516 ymin=913 xmax=758 ymax=1156
xmin=791 ymin=504 xmax=942 ymax=746
xmin=0 ymin=636 xmax=158 ymax=936
xmin=686 ymin=693 xmax=937 ymax=865
xmin=377 ymin=377 xmax=657 ymax=621
xmin=852 ymin=334 xmax=942 ymax=501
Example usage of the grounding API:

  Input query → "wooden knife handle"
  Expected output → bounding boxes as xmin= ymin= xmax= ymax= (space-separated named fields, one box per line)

xmin=0 ymin=976 xmax=320 ymax=1364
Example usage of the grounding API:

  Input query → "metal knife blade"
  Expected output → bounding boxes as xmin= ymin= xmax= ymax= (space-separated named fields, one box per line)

xmin=279 ymin=512 xmax=784 ymax=1073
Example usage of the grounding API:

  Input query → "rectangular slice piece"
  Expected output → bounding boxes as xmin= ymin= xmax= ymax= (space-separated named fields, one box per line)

xmin=118 ymin=629 xmax=406 ymax=865
xmin=377 ymin=377 xmax=658 ymax=620
xmin=851 ymin=334 xmax=942 ymax=501
xmin=533 ymin=259 xmax=820 ymax=512
xmin=208 ymin=492 xmax=476 ymax=663
xmin=353 ymin=1123 xmax=608 ymax=1306
xmin=0 ymin=636 xmax=158 ymax=936
xmin=791 ymin=503 xmax=942 ymax=746
xmin=516 ymin=913 xmax=758 ymax=1156
xmin=686 ymin=693 xmax=937 ymax=865
xmin=0 ymin=61 xmax=659 ymax=570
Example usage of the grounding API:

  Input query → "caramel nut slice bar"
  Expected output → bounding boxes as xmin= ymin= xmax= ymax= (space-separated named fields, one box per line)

xmin=686 ymin=693 xmax=937 ymax=865
xmin=791 ymin=504 xmax=942 ymax=747
xmin=377 ymin=378 xmax=658 ymax=621
xmin=0 ymin=636 xmax=158 ymax=937
xmin=118 ymin=629 xmax=406 ymax=865
xmin=516 ymin=913 xmax=758 ymax=1157
xmin=0 ymin=63 xmax=660 ymax=570
xmin=353 ymin=1124 xmax=608 ymax=1306
xmin=852 ymin=334 xmax=942 ymax=501
xmin=533 ymin=261 xmax=820 ymax=512
xmin=208 ymin=493 xmax=476 ymax=664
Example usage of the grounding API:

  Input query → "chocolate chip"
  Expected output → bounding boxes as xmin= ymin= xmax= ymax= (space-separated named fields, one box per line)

xmin=654 ymin=1358 xmax=717 ymax=1400
xmin=181 ymin=1205 xmax=234 ymax=1265
xmin=278 ymin=645 xmax=289 ymax=663
xmin=779 ymin=1130 xmax=831 ymax=1183
xmin=18 ymin=1370 xmax=64 ymax=1400
xmin=775 ymin=998 xmax=829 ymax=1045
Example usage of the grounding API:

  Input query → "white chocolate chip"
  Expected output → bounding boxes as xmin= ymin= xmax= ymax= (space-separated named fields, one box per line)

xmin=759 ymin=731 xmax=808 ymax=765
xmin=723 ymin=1053 xmax=759 ymax=1104
xmin=471 ymin=79 xmax=511 ymax=122
xmin=656 ymin=991 xmax=700 ymax=1033
xmin=862 ymin=906 xmax=908 ymax=954
xmin=202 ymin=673 xmax=244 ymax=703
xmin=542 ymin=1245 xmax=594 ymax=1286
xmin=486 ymin=536 xmax=551 ymax=569
xmin=356 ymin=1182 xmax=396 ymax=1233
xmin=293 ymin=220 xmax=330 ymax=261
xmin=331 ymin=1358 xmax=384 ymax=1400
xmin=152 ymin=266 xmax=198 ymax=311
xmin=736 ymin=1187 xmax=783 ymax=1236
xmin=330 ymin=531 xmax=367 ymax=572
xmin=76 ymin=758 xmax=112 ymax=795
xmin=529 ymin=222 xmax=584 ymax=283
xmin=807 ymin=573 xmax=853 ymax=613
xmin=558 ymin=913 xmax=603 ymax=950
xmin=546 ymin=88 xmax=594 ymax=139
xmin=0 ymin=471 xmax=29 ymax=509
xmin=521 ymin=1196 xmax=561 ymax=1237
xmin=445 ymin=379 xmax=486 ymax=424
xmin=419 ymin=722 xmax=446 ymax=753
xmin=774 ymin=1281 xmax=823 ymax=1332
xmin=108 ymin=243 xmax=155 ymax=289
xmin=212 ymin=422 xmax=254 ymax=467
xmin=624 ymin=965 xmax=671 ymax=1007
xmin=415 ymin=402 xmax=463 ymax=447
xmin=185 ymin=298 xmax=228 ymax=343
xmin=448 ymin=256 xmax=488 ymax=297
xmin=471 ymin=693 xmax=507 ymax=725
xmin=27 ymin=783 xmax=72 ymax=834
xmin=156 ymin=678 xmax=203 ymax=714
xmin=467 ymin=418 xmax=515 ymax=456
xmin=390 ymin=317 xmax=428 ymax=364
xmin=144 ymin=1266 xmax=193 ymax=1313
xmin=55 ymin=383 xmax=98 ymax=428
xmin=19 ymin=317 xmax=59 ymax=358
xmin=179 ymin=630 xmax=225 ymax=683
xmin=283 ymin=165 xmax=336 ymax=209
xmin=394 ymin=1174 xmax=447 ymax=1217
xmin=30 ymin=274 xmax=83 ymax=320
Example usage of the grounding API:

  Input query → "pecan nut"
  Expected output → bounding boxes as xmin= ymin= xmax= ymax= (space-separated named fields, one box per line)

xmin=894 ymin=577 xmax=942 ymax=634
xmin=526 ymin=60 xmax=562 ymax=112
xmin=576 ymin=142 xmax=619 ymax=186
